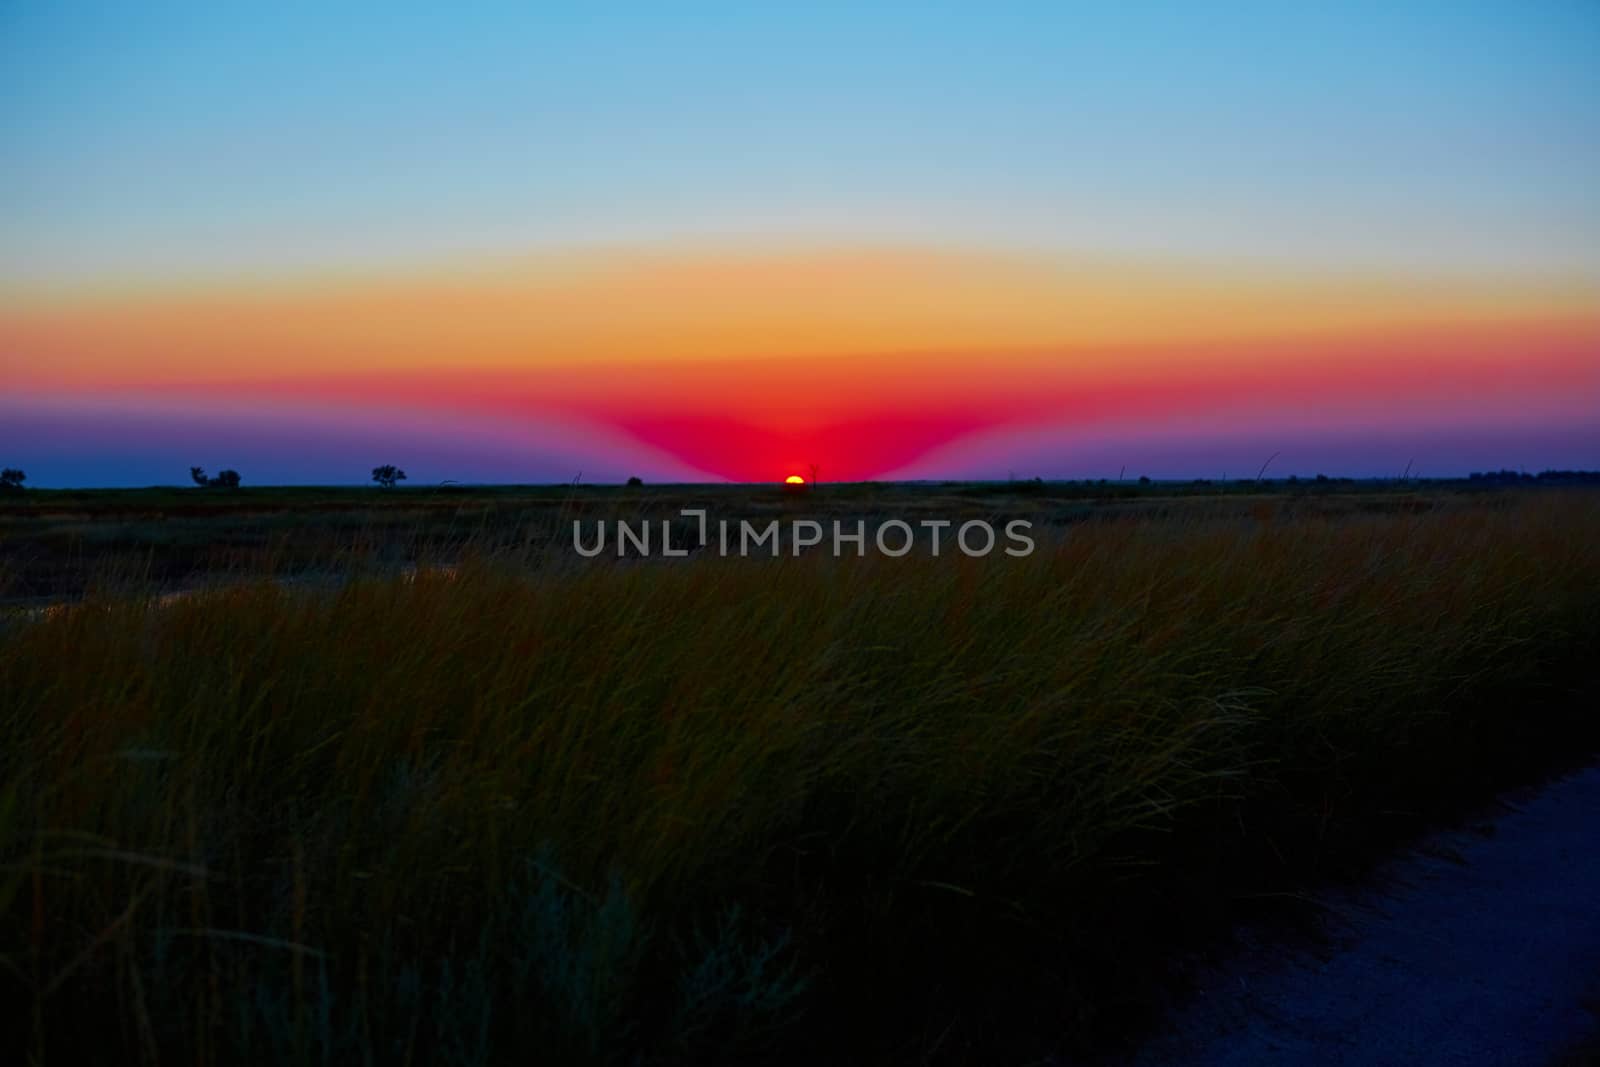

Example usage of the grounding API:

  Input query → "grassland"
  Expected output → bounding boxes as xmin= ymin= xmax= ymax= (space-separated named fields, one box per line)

xmin=0 ymin=476 xmax=1525 ymax=604
xmin=2 ymin=483 xmax=1598 ymax=1064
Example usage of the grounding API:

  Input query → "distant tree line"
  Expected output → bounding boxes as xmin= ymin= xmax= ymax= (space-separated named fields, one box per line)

xmin=5 ymin=464 xmax=1594 ymax=494
xmin=182 ymin=464 xmax=420 ymax=488
xmin=1468 ymin=469 xmax=1600 ymax=485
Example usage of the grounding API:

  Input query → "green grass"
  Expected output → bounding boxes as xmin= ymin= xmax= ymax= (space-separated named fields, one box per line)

xmin=2 ymin=490 xmax=1598 ymax=1063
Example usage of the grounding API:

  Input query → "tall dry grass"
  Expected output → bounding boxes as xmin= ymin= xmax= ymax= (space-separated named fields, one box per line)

xmin=2 ymin=492 xmax=1598 ymax=1063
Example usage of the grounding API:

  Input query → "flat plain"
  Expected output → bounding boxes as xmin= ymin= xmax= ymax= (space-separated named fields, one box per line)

xmin=2 ymin=480 xmax=1597 ymax=1064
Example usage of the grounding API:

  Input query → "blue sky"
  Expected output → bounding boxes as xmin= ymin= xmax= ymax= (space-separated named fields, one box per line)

xmin=4 ymin=1 xmax=1597 ymax=286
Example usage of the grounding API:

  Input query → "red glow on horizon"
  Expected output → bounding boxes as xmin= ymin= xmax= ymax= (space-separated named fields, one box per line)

xmin=4 ymin=249 xmax=1596 ymax=482
xmin=85 ymin=317 xmax=1586 ymax=482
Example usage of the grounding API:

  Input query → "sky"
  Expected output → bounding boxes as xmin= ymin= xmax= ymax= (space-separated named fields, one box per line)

xmin=2 ymin=1 xmax=1597 ymax=485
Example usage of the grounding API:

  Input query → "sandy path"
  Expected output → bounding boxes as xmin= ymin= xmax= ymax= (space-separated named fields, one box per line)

xmin=1124 ymin=766 xmax=1600 ymax=1066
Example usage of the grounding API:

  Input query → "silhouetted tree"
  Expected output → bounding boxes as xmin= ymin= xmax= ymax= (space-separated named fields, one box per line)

xmin=626 ymin=476 xmax=644 ymax=487
xmin=1138 ymin=475 xmax=1151 ymax=486
xmin=807 ymin=462 xmax=820 ymax=488
xmin=0 ymin=468 xmax=25 ymax=492
xmin=191 ymin=466 xmax=240 ymax=488
xmin=372 ymin=465 xmax=407 ymax=489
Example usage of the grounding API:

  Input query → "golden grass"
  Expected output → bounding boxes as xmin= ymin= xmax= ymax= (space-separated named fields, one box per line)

xmin=2 ymin=491 xmax=1598 ymax=1063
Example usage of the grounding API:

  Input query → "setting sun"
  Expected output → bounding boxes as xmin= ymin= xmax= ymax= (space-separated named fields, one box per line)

xmin=784 ymin=475 xmax=806 ymax=485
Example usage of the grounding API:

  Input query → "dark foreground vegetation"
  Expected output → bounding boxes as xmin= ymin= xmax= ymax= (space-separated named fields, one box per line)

xmin=0 ymin=474 xmax=1586 ymax=605
xmin=2 ymin=485 xmax=1598 ymax=1063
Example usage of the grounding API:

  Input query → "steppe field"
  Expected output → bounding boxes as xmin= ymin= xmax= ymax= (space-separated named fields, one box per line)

xmin=3 ymin=480 xmax=1598 ymax=1063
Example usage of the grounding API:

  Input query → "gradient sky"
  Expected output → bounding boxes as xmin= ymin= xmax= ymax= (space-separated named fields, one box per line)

xmin=3 ymin=2 xmax=1597 ymax=484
